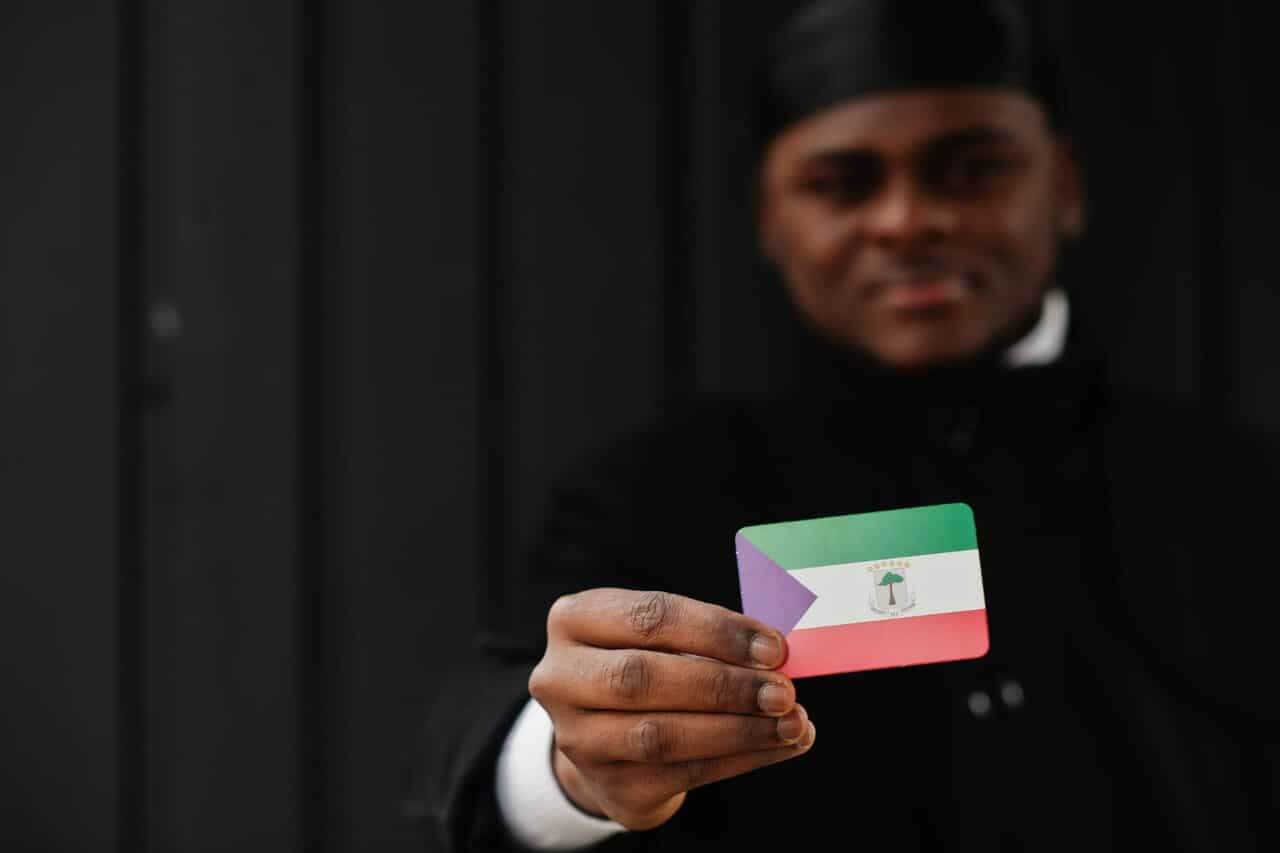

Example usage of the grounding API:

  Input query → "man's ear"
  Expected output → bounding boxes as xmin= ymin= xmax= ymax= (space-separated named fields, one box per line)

xmin=1053 ymin=138 xmax=1086 ymax=239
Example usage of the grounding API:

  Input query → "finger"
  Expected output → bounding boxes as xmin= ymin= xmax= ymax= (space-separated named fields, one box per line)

xmin=547 ymin=647 xmax=795 ymax=715
xmin=657 ymin=720 xmax=816 ymax=796
xmin=557 ymin=705 xmax=811 ymax=765
xmin=549 ymin=589 xmax=788 ymax=669
xmin=605 ymin=721 xmax=817 ymax=812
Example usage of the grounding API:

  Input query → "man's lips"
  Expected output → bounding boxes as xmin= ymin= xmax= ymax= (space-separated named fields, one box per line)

xmin=873 ymin=274 xmax=971 ymax=311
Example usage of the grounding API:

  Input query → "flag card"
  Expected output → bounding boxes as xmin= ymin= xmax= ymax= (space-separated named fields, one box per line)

xmin=735 ymin=503 xmax=989 ymax=679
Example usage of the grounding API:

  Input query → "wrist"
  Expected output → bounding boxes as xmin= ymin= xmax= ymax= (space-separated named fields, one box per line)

xmin=495 ymin=698 xmax=627 ymax=850
xmin=551 ymin=742 xmax=686 ymax=832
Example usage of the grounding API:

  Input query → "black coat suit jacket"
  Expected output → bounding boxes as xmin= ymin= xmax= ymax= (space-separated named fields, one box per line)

xmin=413 ymin=347 xmax=1280 ymax=851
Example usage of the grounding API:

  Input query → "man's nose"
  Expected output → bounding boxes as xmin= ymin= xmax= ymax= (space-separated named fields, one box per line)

xmin=864 ymin=176 xmax=952 ymax=247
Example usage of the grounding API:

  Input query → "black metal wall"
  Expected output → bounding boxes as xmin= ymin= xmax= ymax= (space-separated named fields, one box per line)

xmin=3 ymin=2 xmax=1278 ymax=851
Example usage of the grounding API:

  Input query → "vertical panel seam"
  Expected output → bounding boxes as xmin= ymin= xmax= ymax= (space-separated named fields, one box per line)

xmin=477 ymin=0 xmax=510 ymax=634
xmin=658 ymin=0 xmax=696 ymax=406
xmin=115 ymin=0 xmax=145 ymax=850
xmin=297 ymin=0 xmax=328 ymax=850
xmin=1193 ymin=5 xmax=1229 ymax=409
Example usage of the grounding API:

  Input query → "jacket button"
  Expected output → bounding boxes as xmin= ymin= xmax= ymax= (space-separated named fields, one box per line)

xmin=967 ymin=690 xmax=993 ymax=719
xmin=999 ymin=679 xmax=1025 ymax=710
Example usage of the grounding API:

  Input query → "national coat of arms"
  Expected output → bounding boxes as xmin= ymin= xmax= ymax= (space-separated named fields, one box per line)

xmin=868 ymin=559 xmax=917 ymax=616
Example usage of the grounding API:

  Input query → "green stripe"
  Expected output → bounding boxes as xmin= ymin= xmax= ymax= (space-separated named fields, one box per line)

xmin=739 ymin=503 xmax=977 ymax=570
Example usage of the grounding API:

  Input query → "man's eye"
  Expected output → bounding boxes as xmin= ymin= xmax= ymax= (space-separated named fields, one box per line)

xmin=801 ymin=172 xmax=877 ymax=203
xmin=935 ymin=155 xmax=1016 ymax=192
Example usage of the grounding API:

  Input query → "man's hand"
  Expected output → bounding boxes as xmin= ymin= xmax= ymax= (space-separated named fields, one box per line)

xmin=528 ymin=588 xmax=816 ymax=831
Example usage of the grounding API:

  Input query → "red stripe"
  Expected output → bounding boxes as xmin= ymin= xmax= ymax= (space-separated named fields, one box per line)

xmin=780 ymin=609 xmax=989 ymax=678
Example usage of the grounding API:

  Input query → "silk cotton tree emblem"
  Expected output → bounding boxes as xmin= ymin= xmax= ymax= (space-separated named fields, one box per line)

xmin=869 ymin=560 xmax=917 ymax=616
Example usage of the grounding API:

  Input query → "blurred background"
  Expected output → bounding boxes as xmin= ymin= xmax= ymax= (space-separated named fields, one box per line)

xmin=3 ymin=1 xmax=1279 ymax=850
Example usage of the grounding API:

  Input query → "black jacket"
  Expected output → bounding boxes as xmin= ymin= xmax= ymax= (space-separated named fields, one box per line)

xmin=414 ymin=344 xmax=1280 ymax=851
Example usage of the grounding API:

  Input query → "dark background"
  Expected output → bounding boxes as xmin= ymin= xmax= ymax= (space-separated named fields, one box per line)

xmin=2 ymin=1 xmax=1278 ymax=850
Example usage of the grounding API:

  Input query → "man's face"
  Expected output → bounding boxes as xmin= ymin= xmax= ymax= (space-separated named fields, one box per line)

xmin=758 ymin=89 xmax=1084 ymax=370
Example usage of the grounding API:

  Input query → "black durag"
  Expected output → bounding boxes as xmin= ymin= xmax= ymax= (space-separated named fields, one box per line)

xmin=759 ymin=0 xmax=1067 ymax=141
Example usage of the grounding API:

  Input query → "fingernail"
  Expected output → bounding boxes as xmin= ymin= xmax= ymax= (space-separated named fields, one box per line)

xmin=758 ymin=681 xmax=791 ymax=714
xmin=799 ymin=721 xmax=817 ymax=749
xmin=776 ymin=710 xmax=806 ymax=743
xmin=750 ymin=633 xmax=783 ymax=668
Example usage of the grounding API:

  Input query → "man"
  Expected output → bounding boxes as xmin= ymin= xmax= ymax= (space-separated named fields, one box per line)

xmin=416 ymin=2 xmax=1279 ymax=850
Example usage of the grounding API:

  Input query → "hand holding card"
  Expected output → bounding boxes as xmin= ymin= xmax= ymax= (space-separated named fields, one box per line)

xmin=528 ymin=588 xmax=817 ymax=831
xmin=736 ymin=503 xmax=990 ymax=679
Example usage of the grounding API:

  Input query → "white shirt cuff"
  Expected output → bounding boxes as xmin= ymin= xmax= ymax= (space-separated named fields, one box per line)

xmin=495 ymin=698 xmax=627 ymax=851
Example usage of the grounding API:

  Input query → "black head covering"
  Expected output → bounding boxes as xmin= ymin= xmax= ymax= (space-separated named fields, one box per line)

xmin=758 ymin=0 xmax=1068 ymax=142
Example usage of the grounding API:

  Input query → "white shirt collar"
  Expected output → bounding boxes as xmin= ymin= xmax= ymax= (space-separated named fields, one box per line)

xmin=1003 ymin=288 xmax=1069 ymax=368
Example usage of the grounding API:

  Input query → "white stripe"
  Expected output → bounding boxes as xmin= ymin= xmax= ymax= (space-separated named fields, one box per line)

xmin=790 ymin=549 xmax=986 ymax=630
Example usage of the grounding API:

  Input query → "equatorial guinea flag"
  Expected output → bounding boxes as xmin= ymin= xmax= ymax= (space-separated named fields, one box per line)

xmin=735 ymin=503 xmax=989 ymax=679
